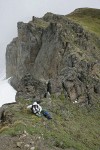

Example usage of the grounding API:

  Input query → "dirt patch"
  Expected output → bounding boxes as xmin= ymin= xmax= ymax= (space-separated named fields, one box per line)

xmin=0 ymin=133 xmax=57 ymax=150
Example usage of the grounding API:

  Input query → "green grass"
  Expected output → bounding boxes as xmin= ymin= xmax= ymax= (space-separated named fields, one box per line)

xmin=0 ymin=96 xmax=100 ymax=150
xmin=66 ymin=8 xmax=100 ymax=36
xmin=29 ymin=18 xmax=49 ymax=29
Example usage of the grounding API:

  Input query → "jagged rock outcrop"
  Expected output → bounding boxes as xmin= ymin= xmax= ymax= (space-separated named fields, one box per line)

xmin=6 ymin=10 xmax=100 ymax=103
xmin=16 ymin=73 xmax=47 ymax=100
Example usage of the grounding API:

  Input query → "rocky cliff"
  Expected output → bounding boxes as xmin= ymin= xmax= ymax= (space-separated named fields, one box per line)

xmin=6 ymin=8 xmax=100 ymax=104
xmin=1 ymin=8 xmax=100 ymax=150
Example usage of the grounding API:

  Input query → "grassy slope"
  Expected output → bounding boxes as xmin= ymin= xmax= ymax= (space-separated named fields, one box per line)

xmin=66 ymin=8 xmax=100 ymax=36
xmin=0 ymin=8 xmax=100 ymax=150
xmin=0 ymin=96 xmax=100 ymax=150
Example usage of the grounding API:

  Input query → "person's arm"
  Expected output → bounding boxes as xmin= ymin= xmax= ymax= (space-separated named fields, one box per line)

xmin=27 ymin=105 xmax=32 ymax=109
xmin=38 ymin=105 xmax=42 ymax=113
xmin=33 ymin=107 xmax=37 ymax=113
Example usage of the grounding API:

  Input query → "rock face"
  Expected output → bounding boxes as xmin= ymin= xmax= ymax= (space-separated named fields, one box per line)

xmin=6 ymin=10 xmax=100 ymax=103
xmin=16 ymin=73 xmax=47 ymax=100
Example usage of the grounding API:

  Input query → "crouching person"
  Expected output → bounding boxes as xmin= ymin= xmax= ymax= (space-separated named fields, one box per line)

xmin=27 ymin=102 xmax=42 ymax=117
xmin=27 ymin=102 xmax=52 ymax=119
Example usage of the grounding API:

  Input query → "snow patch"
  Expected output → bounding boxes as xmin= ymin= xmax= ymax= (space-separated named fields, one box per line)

xmin=0 ymin=73 xmax=16 ymax=107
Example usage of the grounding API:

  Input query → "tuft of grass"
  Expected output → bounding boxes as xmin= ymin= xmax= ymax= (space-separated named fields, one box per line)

xmin=0 ymin=121 xmax=26 ymax=136
xmin=29 ymin=18 xmax=49 ymax=29
xmin=66 ymin=8 xmax=100 ymax=36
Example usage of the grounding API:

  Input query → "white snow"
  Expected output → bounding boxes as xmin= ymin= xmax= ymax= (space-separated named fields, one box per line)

xmin=0 ymin=72 xmax=16 ymax=107
xmin=0 ymin=69 xmax=6 ymax=80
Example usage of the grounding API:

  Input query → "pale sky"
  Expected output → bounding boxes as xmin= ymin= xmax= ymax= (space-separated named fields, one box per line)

xmin=0 ymin=0 xmax=100 ymax=72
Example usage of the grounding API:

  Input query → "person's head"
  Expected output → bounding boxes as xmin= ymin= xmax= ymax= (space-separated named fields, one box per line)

xmin=33 ymin=102 xmax=38 ymax=108
xmin=33 ymin=102 xmax=37 ymax=105
xmin=33 ymin=105 xmax=37 ymax=108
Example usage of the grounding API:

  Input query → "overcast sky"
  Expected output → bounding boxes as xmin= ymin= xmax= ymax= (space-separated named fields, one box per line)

xmin=0 ymin=0 xmax=100 ymax=72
